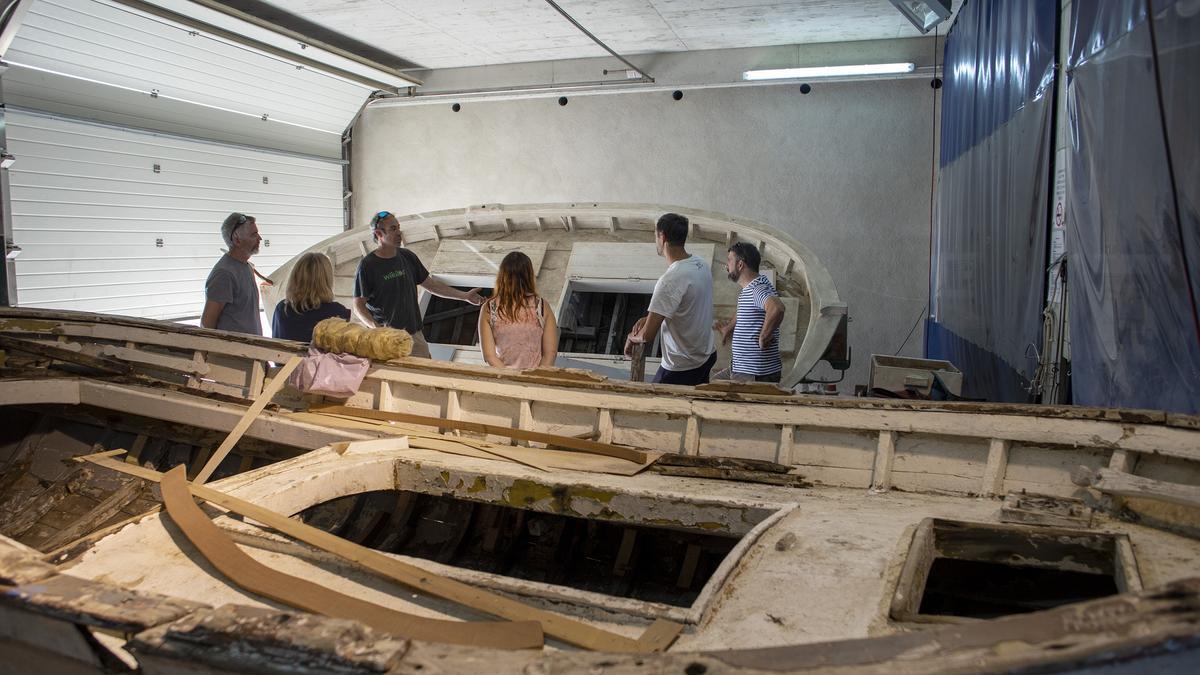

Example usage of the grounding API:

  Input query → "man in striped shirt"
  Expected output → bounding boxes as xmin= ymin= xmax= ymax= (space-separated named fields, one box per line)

xmin=716 ymin=242 xmax=786 ymax=382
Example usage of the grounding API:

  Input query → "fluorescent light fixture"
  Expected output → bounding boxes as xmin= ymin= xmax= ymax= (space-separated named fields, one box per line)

xmin=889 ymin=0 xmax=953 ymax=34
xmin=742 ymin=63 xmax=916 ymax=81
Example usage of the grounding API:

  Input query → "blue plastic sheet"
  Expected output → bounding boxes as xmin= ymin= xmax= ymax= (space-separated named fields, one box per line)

xmin=1066 ymin=0 xmax=1200 ymax=413
xmin=926 ymin=0 xmax=1058 ymax=401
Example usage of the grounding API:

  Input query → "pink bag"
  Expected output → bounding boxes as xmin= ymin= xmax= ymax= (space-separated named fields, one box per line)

xmin=287 ymin=346 xmax=370 ymax=398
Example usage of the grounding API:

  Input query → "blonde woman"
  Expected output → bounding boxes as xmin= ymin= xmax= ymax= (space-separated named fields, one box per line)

xmin=271 ymin=252 xmax=351 ymax=342
xmin=478 ymin=252 xmax=558 ymax=369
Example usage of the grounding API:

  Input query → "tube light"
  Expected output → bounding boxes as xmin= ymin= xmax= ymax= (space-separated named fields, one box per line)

xmin=742 ymin=63 xmax=916 ymax=81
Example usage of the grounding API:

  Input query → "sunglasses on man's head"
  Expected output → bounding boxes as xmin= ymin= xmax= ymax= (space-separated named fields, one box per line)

xmin=373 ymin=210 xmax=395 ymax=230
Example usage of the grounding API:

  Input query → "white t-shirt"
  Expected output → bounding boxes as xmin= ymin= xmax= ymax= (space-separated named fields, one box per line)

xmin=648 ymin=254 xmax=716 ymax=371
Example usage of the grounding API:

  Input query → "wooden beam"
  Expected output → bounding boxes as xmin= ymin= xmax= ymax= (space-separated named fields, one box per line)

xmin=517 ymin=400 xmax=533 ymax=447
xmin=159 ymin=466 xmax=543 ymax=650
xmin=1072 ymin=466 xmax=1200 ymax=509
xmin=88 ymin=456 xmax=680 ymax=653
xmin=597 ymin=409 xmax=614 ymax=444
xmin=124 ymin=434 xmax=149 ymax=465
xmin=982 ymin=439 xmax=1010 ymax=497
xmin=870 ymin=431 xmax=897 ymax=493
xmin=682 ymin=416 xmax=700 ymax=456
xmin=314 ymin=405 xmax=648 ymax=464
xmin=776 ymin=425 xmax=794 ymax=465
xmin=194 ymin=356 xmax=303 ymax=484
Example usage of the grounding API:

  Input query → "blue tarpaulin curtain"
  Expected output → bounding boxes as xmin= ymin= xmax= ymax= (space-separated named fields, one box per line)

xmin=926 ymin=0 xmax=1058 ymax=401
xmin=1066 ymin=0 xmax=1200 ymax=413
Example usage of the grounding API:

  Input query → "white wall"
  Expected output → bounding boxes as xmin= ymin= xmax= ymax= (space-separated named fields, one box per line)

xmin=352 ymin=72 xmax=936 ymax=388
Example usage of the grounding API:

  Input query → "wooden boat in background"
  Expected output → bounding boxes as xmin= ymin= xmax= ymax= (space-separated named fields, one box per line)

xmin=2 ymin=308 xmax=1200 ymax=671
xmin=262 ymin=202 xmax=851 ymax=386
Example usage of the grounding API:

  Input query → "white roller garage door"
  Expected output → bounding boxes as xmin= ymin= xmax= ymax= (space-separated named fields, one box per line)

xmin=5 ymin=108 xmax=345 ymax=321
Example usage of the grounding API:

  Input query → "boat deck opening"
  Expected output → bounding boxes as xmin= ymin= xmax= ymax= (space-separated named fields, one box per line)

xmin=892 ymin=518 xmax=1140 ymax=624
xmin=299 ymin=489 xmax=741 ymax=608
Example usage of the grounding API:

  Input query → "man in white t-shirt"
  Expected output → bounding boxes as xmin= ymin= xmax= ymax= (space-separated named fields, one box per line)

xmin=624 ymin=213 xmax=717 ymax=385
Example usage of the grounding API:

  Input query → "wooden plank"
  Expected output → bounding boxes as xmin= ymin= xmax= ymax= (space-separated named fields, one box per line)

xmin=1000 ymin=492 xmax=1093 ymax=529
xmin=597 ymin=409 xmax=614 ymax=444
xmin=613 ymin=529 xmax=637 ymax=577
xmin=1072 ymin=466 xmax=1200 ymax=509
xmin=124 ymin=434 xmax=149 ymax=465
xmin=378 ymin=380 xmax=398 ymax=412
xmin=249 ymin=360 xmax=266 ymax=398
xmin=517 ymin=400 xmax=534 ymax=447
xmin=629 ymin=342 xmax=646 ymax=383
xmin=38 ymin=479 xmax=145 ymax=552
xmin=682 ymin=416 xmax=700 ymax=456
xmin=430 ymin=241 xmax=547 ymax=276
xmin=446 ymin=390 xmax=462 ymax=436
xmin=88 ymin=456 xmax=679 ymax=653
xmin=676 ymin=544 xmax=702 ymax=589
xmin=188 ymin=447 xmax=214 ymax=480
xmin=1 ymin=468 xmax=92 ymax=539
xmin=564 ymin=243 xmax=715 ymax=282
xmin=689 ymin=400 xmax=1200 ymax=462
xmin=776 ymin=425 xmax=795 ymax=465
xmin=158 ymin=466 xmax=543 ymax=650
xmin=315 ymin=405 xmax=647 ymax=464
xmin=338 ymin=435 xmax=551 ymax=473
xmin=98 ymin=344 xmax=209 ymax=375
xmin=982 ymin=439 xmax=1010 ymax=497
xmin=194 ymin=356 xmax=303 ymax=484
xmin=870 ymin=431 xmax=897 ymax=493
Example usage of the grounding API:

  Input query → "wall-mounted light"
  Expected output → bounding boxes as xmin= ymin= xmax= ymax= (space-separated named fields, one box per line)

xmin=889 ymin=0 xmax=953 ymax=34
xmin=742 ymin=63 xmax=916 ymax=81
xmin=0 ymin=153 xmax=15 ymax=169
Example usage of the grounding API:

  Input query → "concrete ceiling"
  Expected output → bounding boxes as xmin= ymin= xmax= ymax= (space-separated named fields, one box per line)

xmin=254 ymin=0 xmax=962 ymax=70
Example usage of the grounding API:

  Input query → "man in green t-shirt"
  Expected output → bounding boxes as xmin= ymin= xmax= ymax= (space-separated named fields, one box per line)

xmin=353 ymin=211 xmax=483 ymax=358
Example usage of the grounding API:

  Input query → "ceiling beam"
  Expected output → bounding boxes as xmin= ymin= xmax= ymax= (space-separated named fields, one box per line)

xmin=108 ymin=0 xmax=418 ymax=91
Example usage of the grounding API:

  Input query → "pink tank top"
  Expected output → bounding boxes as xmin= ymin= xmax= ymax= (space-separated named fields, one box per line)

xmin=488 ymin=296 xmax=545 ymax=369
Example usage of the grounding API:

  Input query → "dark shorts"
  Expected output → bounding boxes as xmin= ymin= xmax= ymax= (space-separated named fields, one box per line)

xmin=652 ymin=352 xmax=717 ymax=386
xmin=732 ymin=371 xmax=782 ymax=383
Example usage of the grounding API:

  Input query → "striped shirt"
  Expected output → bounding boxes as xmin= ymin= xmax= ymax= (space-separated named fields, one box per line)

xmin=732 ymin=275 xmax=782 ymax=376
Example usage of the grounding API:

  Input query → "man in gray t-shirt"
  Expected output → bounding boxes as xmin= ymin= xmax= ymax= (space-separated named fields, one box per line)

xmin=201 ymin=212 xmax=263 ymax=336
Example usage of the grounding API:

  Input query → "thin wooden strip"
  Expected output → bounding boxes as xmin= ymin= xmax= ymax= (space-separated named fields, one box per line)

xmin=314 ymin=404 xmax=647 ymax=464
xmin=71 ymin=449 xmax=130 ymax=464
xmin=194 ymin=356 xmax=303 ymax=484
xmin=87 ymin=454 xmax=675 ymax=652
xmin=159 ymin=466 xmax=543 ymax=650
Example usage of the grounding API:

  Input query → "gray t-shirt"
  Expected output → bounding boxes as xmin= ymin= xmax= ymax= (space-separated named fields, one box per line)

xmin=204 ymin=254 xmax=262 ymax=335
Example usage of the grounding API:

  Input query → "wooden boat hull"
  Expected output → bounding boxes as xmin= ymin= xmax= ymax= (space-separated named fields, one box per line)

xmin=261 ymin=202 xmax=849 ymax=386
xmin=2 ymin=309 xmax=1200 ymax=670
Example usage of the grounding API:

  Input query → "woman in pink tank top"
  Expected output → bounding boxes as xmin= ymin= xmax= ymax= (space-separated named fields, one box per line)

xmin=478 ymin=252 xmax=559 ymax=369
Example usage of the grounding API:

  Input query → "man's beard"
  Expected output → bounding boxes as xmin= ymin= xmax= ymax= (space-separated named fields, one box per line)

xmin=727 ymin=269 xmax=738 ymax=282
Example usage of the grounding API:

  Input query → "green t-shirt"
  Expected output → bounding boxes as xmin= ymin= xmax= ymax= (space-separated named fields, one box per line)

xmin=353 ymin=248 xmax=430 ymax=333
